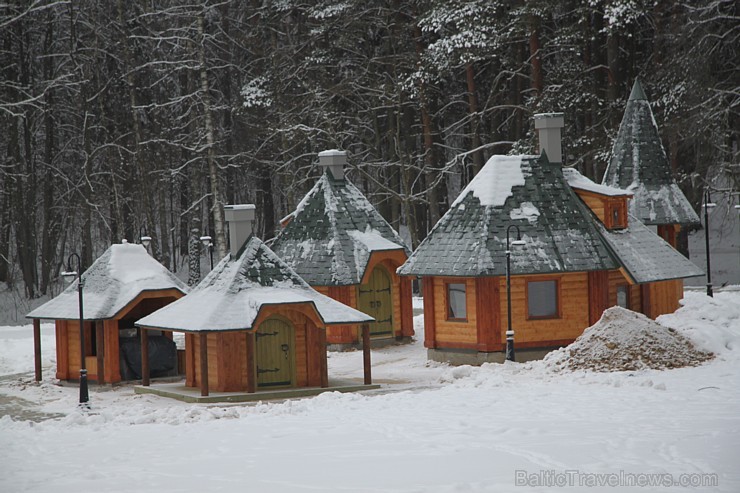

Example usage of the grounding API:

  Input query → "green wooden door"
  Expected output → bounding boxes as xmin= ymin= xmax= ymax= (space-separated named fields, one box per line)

xmin=358 ymin=265 xmax=393 ymax=338
xmin=255 ymin=318 xmax=294 ymax=388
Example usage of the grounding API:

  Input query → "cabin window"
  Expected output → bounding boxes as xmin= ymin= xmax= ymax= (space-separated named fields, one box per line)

xmin=527 ymin=280 xmax=559 ymax=319
xmin=609 ymin=203 xmax=626 ymax=229
xmin=616 ymin=285 xmax=630 ymax=309
xmin=446 ymin=282 xmax=467 ymax=320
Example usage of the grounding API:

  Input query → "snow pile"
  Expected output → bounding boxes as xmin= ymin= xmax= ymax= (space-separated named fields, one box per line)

xmin=545 ymin=306 xmax=713 ymax=372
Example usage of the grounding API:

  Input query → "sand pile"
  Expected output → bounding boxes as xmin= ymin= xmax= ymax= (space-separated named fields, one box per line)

xmin=545 ymin=306 xmax=713 ymax=372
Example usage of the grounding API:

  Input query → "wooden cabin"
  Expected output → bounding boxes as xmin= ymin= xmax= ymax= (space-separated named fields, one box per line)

xmin=26 ymin=242 xmax=187 ymax=383
xmin=136 ymin=205 xmax=374 ymax=395
xmin=270 ymin=150 xmax=414 ymax=349
xmin=602 ymin=79 xmax=700 ymax=247
xmin=397 ymin=113 xmax=703 ymax=365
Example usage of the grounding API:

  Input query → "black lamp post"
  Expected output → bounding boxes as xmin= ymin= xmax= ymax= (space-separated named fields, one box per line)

xmin=139 ymin=225 xmax=152 ymax=252
xmin=703 ymin=190 xmax=716 ymax=297
xmin=61 ymin=253 xmax=89 ymax=406
xmin=200 ymin=235 xmax=213 ymax=270
xmin=505 ymin=225 xmax=526 ymax=362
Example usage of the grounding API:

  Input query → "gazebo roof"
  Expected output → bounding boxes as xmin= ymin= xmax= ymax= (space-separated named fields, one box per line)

xmin=398 ymin=153 xmax=619 ymax=277
xmin=136 ymin=235 xmax=373 ymax=332
xmin=271 ymin=170 xmax=408 ymax=286
xmin=27 ymin=243 xmax=187 ymax=321
xmin=601 ymin=79 xmax=700 ymax=226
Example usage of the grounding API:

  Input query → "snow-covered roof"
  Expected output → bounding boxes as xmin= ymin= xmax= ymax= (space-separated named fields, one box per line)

xmin=599 ymin=215 xmax=704 ymax=283
xmin=562 ymin=167 xmax=631 ymax=197
xmin=136 ymin=235 xmax=373 ymax=332
xmin=602 ymin=79 xmax=700 ymax=226
xmin=398 ymin=153 xmax=619 ymax=277
xmin=271 ymin=170 xmax=409 ymax=286
xmin=27 ymin=243 xmax=187 ymax=321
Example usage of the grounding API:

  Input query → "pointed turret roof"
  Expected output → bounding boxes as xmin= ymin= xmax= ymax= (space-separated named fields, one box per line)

xmin=602 ymin=79 xmax=700 ymax=226
xmin=136 ymin=235 xmax=373 ymax=332
xmin=271 ymin=170 xmax=409 ymax=286
xmin=398 ymin=154 xmax=619 ymax=277
xmin=27 ymin=243 xmax=188 ymax=320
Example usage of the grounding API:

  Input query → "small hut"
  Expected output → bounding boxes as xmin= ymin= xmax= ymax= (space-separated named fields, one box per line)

xmin=136 ymin=205 xmax=374 ymax=396
xmin=26 ymin=242 xmax=187 ymax=383
xmin=398 ymin=113 xmax=703 ymax=365
xmin=270 ymin=150 xmax=413 ymax=348
xmin=602 ymin=79 xmax=700 ymax=247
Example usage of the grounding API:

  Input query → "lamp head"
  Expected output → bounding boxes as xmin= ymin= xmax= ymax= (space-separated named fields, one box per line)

xmin=511 ymin=239 xmax=526 ymax=247
xmin=200 ymin=235 xmax=212 ymax=247
xmin=140 ymin=235 xmax=152 ymax=248
xmin=61 ymin=270 xmax=78 ymax=284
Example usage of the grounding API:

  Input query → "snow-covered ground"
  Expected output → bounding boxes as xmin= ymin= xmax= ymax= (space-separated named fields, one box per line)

xmin=1 ymin=291 xmax=739 ymax=492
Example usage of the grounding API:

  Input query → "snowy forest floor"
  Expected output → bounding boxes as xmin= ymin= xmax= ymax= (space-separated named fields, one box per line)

xmin=1 ymin=291 xmax=739 ymax=492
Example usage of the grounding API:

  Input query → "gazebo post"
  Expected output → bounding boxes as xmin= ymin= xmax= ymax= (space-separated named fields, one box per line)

xmin=245 ymin=331 xmax=256 ymax=393
xmin=199 ymin=332 xmax=209 ymax=396
xmin=140 ymin=328 xmax=150 ymax=386
xmin=96 ymin=322 xmax=105 ymax=384
xmin=319 ymin=327 xmax=328 ymax=388
xmin=33 ymin=319 xmax=42 ymax=382
xmin=362 ymin=323 xmax=372 ymax=385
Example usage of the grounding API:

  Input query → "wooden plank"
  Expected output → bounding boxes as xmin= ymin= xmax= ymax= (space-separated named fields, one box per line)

xmin=140 ymin=328 xmax=150 ymax=386
xmin=641 ymin=284 xmax=652 ymax=318
xmin=102 ymin=320 xmax=120 ymax=384
xmin=33 ymin=319 xmax=42 ymax=382
xmin=245 ymin=331 xmax=256 ymax=393
xmin=475 ymin=277 xmax=501 ymax=351
xmin=95 ymin=322 xmax=105 ymax=384
xmin=327 ymin=286 xmax=357 ymax=344
xmin=199 ymin=332 xmax=209 ymax=396
xmin=185 ymin=333 xmax=195 ymax=387
xmin=422 ymin=277 xmax=437 ymax=348
xmin=588 ymin=270 xmax=610 ymax=325
xmin=362 ymin=324 xmax=371 ymax=385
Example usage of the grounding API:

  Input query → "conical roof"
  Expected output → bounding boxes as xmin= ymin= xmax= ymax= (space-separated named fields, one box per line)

xmin=136 ymin=236 xmax=373 ymax=332
xmin=602 ymin=79 xmax=699 ymax=225
xmin=398 ymin=153 xmax=619 ymax=277
xmin=271 ymin=170 xmax=408 ymax=286
xmin=27 ymin=243 xmax=187 ymax=320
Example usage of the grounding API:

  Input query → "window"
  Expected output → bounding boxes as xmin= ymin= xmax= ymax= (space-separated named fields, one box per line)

xmin=447 ymin=283 xmax=467 ymax=320
xmin=609 ymin=203 xmax=626 ymax=229
xmin=527 ymin=280 xmax=559 ymax=319
xmin=616 ymin=285 xmax=630 ymax=309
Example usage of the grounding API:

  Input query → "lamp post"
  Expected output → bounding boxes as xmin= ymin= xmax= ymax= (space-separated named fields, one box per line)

xmin=61 ymin=253 xmax=89 ymax=406
xmin=200 ymin=235 xmax=213 ymax=270
xmin=505 ymin=225 xmax=526 ymax=362
xmin=139 ymin=225 xmax=152 ymax=252
xmin=702 ymin=190 xmax=716 ymax=297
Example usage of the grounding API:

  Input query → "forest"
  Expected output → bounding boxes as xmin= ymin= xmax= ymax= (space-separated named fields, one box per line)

xmin=1 ymin=0 xmax=737 ymax=300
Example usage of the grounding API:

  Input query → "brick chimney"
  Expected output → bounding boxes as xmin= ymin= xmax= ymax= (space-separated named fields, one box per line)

xmin=534 ymin=113 xmax=565 ymax=164
xmin=224 ymin=204 xmax=256 ymax=258
xmin=318 ymin=149 xmax=347 ymax=180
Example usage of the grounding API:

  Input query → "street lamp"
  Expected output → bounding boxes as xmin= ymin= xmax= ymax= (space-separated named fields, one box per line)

xmin=61 ymin=253 xmax=89 ymax=406
xmin=139 ymin=225 xmax=152 ymax=251
xmin=702 ymin=190 xmax=716 ymax=297
xmin=505 ymin=224 xmax=526 ymax=362
xmin=200 ymin=235 xmax=213 ymax=270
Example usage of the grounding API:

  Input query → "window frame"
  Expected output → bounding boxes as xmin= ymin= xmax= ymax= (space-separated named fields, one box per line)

xmin=608 ymin=201 xmax=626 ymax=229
xmin=445 ymin=280 xmax=468 ymax=322
xmin=525 ymin=277 xmax=562 ymax=320
xmin=616 ymin=284 xmax=630 ymax=309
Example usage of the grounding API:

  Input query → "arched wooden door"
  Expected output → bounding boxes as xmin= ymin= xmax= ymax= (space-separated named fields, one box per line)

xmin=255 ymin=317 xmax=295 ymax=388
xmin=358 ymin=265 xmax=393 ymax=338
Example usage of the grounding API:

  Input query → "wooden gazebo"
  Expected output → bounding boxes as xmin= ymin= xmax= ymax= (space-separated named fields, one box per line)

xmin=26 ymin=242 xmax=187 ymax=383
xmin=136 ymin=205 xmax=374 ymax=396
xmin=271 ymin=150 xmax=414 ymax=348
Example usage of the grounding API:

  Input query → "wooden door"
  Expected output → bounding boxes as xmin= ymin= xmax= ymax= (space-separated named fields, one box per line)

xmin=255 ymin=317 xmax=295 ymax=388
xmin=358 ymin=265 xmax=393 ymax=338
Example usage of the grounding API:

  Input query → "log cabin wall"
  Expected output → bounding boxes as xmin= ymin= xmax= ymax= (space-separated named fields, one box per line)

xmin=643 ymin=279 xmax=684 ymax=319
xmin=499 ymin=272 xmax=590 ymax=347
xmin=55 ymin=320 xmax=69 ymax=380
xmin=657 ymin=224 xmax=679 ymax=248
xmin=573 ymin=190 xmax=629 ymax=230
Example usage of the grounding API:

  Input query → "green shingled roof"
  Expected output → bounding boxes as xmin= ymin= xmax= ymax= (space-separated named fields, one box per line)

xmin=398 ymin=153 xmax=619 ymax=277
xmin=602 ymin=79 xmax=700 ymax=226
xmin=271 ymin=170 xmax=409 ymax=286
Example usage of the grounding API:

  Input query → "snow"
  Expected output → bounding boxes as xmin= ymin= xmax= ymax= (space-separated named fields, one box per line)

xmin=451 ymin=155 xmax=530 ymax=208
xmin=2 ymin=291 xmax=739 ymax=492
xmin=562 ymin=167 xmax=630 ymax=197
xmin=509 ymin=201 xmax=540 ymax=223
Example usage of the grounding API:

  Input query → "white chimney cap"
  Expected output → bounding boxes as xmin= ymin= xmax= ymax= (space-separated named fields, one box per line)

xmin=533 ymin=113 xmax=565 ymax=129
xmin=318 ymin=149 xmax=347 ymax=180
